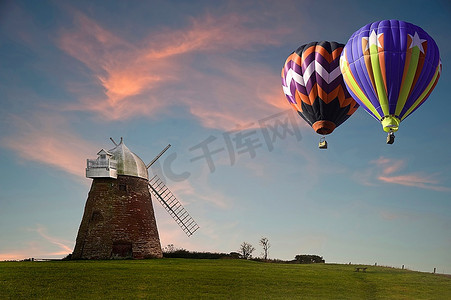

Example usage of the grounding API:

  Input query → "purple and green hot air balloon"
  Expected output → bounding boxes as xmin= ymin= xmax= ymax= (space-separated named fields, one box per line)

xmin=340 ymin=20 xmax=441 ymax=144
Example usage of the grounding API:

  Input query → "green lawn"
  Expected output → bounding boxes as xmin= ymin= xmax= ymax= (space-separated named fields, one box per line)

xmin=1 ymin=259 xmax=450 ymax=299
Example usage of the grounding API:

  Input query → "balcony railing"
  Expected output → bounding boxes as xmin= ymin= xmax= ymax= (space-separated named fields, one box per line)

xmin=87 ymin=159 xmax=117 ymax=169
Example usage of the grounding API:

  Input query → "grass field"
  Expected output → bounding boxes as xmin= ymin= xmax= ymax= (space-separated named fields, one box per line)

xmin=1 ymin=259 xmax=450 ymax=299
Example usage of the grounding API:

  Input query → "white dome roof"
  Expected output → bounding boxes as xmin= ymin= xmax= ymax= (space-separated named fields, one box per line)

xmin=108 ymin=140 xmax=148 ymax=180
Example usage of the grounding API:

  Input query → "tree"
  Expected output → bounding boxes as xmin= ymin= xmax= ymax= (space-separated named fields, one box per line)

xmin=294 ymin=254 xmax=325 ymax=264
xmin=163 ymin=244 xmax=176 ymax=253
xmin=162 ymin=244 xmax=186 ymax=253
xmin=259 ymin=237 xmax=270 ymax=260
xmin=238 ymin=242 xmax=255 ymax=259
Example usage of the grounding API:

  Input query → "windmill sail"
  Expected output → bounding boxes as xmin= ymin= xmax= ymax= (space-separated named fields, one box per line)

xmin=148 ymin=175 xmax=200 ymax=237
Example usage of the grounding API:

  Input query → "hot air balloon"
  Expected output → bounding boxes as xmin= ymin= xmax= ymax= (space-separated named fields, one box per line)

xmin=281 ymin=41 xmax=359 ymax=149
xmin=340 ymin=20 xmax=441 ymax=144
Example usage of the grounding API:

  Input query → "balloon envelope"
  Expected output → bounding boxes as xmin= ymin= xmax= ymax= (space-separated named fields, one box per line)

xmin=340 ymin=20 xmax=441 ymax=132
xmin=282 ymin=41 xmax=359 ymax=135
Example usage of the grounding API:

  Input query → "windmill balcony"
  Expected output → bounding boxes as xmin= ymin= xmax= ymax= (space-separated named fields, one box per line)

xmin=86 ymin=158 xmax=118 ymax=179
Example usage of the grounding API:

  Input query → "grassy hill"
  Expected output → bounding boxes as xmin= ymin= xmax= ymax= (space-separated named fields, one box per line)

xmin=1 ymin=259 xmax=450 ymax=299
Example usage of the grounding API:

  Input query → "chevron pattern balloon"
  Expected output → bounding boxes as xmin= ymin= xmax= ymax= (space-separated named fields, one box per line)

xmin=340 ymin=20 xmax=441 ymax=133
xmin=282 ymin=41 xmax=359 ymax=135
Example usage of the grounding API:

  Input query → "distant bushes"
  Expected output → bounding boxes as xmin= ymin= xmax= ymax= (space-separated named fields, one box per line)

xmin=163 ymin=249 xmax=231 ymax=259
xmin=161 ymin=248 xmax=325 ymax=264
xmin=251 ymin=258 xmax=289 ymax=263
xmin=57 ymin=247 xmax=325 ymax=263
xmin=161 ymin=250 xmax=284 ymax=261
xmin=162 ymin=244 xmax=230 ymax=259
xmin=293 ymin=255 xmax=325 ymax=264
xmin=250 ymin=255 xmax=325 ymax=264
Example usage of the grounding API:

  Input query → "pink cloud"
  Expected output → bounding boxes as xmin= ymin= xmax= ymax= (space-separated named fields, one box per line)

xmin=352 ymin=168 xmax=378 ymax=187
xmin=0 ymin=252 xmax=32 ymax=261
xmin=167 ymin=168 xmax=231 ymax=209
xmin=2 ymin=9 xmax=298 ymax=181
xmin=362 ymin=156 xmax=451 ymax=192
xmin=1 ymin=114 xmax=98 ymax=178
xmin=379 ymin=210 xmax=416 ymax=221
xmin=58 ymin=11 xmax=292 ymax=129
xmin=183 ymin=57 xmax=292 ymax=130
xmin=378 ymin=174 xmax=451 ymax=192
xmin=145 ymin=14 xmax=284 ymax=58
xmin=370 ymin=156 xmax=405 ymax=175
xmin=34 ymin=224 xmax=73 ymax=255
xmin=0 ymin=225 xmax=73 ymax=261
xmin=380 ymin=210 xmax=401 ymax=221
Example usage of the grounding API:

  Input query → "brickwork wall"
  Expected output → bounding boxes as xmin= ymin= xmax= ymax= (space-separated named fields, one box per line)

xmin=72 ymin=175 xmax=163 ymax=259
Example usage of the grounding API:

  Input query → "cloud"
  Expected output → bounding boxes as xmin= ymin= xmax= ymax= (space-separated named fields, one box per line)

xmin=0 ymin=225 xmax=73 ymax=261
xmin=1 ymin=6 xmax=306 ymax=192
xmin=0 ymin=252 xmax=33 ymax=261
xmin=152 ymin=158 xmax=233 ymax=209
xmin=357 ymin=156 xmax=451 ymax=192
xmin=183 ymin=56 xmax=291 ymax=130
xmin=378 ymin=174 xmax=451 ymax=192
xmin=57 ymin=10 xmax=292 ymax=130
xmin=352 ymin=168 xmax=378 ymax=187
xmin=33 ymin=224 xmax=73 ymax=255
xmin=1 ymin=113 xmax=98 ymax=178
xmin=379 ymin=210 xmax=415 ymax=221
xmin=169 ymin=178 xmax=231 ymax=209
xmin=370 ymin=157 xmax=405 ymax=175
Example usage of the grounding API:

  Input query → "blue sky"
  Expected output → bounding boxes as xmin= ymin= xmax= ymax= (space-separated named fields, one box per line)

xmin=0 ymin=0 xmax=450 ymax=273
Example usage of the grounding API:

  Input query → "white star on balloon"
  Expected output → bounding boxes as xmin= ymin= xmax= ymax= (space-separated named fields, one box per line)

xmin=363 ymin=30 xmax=383 ymax=52
xmin=409 ymin=31 xmax=427 ymax=53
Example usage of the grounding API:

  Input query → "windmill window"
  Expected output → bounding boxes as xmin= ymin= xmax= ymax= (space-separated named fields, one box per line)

xmin=100 ymin=154 xmax=106 ymax=159
xmin=91 ymin=211 xmax=103 ymax=222
xmin=119 ymin=184 xmax=127 ymax=192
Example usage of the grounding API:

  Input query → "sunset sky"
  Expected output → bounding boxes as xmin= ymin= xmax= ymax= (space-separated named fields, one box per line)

xmin=1 ymin=0 xmax=450 ymax=273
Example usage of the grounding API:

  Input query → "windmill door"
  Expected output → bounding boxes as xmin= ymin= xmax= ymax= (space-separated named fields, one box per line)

xmin=112 ymin=241 xmax=132 ymax=258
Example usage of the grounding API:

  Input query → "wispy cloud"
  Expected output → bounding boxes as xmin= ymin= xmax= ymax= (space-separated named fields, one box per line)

xmin=378 ymin=174 xmax=451 ymax=192
xmin=2 ymin=9 xmax=295 ymax=177
xmin=356 ymin=156 xmax=451 ymax=192
xmin=370 ymin=157 xmax=405 ymax=175
xmin=33 ymin=224 xmax=73 ymax=255
xmin=171 ymin=179 xmax=231 ymax=209
xmin=1 ymin=113 xmax=97 ymax=178
xmin=379 ymin=210 xmax=416 ymax=221
xmin=158 ymin=159 xmax=233 ymax=209
xmin=183 ymin=56 xmax=290 ymax=130
xmin=0 ymin=225 xmax=73 ymax=261
xmin=58 ymin=10 xmax=291 ymax=130
xmin=0 ymin=252 xmax=32 ymax=261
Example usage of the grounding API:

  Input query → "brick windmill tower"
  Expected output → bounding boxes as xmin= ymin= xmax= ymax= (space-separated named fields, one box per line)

xmin=72 ymin=138 xmax=199 ymax=259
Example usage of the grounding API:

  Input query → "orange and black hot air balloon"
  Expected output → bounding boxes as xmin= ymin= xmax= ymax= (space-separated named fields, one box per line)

xmin=281 ymin=41 xmax=359 ymax=148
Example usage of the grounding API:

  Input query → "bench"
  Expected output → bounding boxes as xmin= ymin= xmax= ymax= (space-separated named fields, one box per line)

xmin=355 ymin=267 xmax=367 ymax=272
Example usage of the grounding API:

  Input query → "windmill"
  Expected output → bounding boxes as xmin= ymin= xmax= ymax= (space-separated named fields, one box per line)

xmin=72 ymin=138 xmax=199 ymax=259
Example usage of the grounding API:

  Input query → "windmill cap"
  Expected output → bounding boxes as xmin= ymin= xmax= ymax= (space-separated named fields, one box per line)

xmin=108 ymin=139 xmax=148 ymax=180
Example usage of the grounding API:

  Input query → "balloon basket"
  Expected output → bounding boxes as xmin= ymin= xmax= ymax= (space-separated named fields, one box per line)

xmin=319 ymin=137 xmax=328 ymax=149
xmin=386 ymin=132 xmax=395 ymax=144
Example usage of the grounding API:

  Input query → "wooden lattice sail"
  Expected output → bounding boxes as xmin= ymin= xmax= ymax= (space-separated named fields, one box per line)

xmin=148 ymin=175 xmax=200 ymax=237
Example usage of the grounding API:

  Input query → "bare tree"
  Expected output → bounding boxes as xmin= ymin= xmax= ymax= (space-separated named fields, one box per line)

xmin=239 ymin=242 xmax=255 ymax=259
xmin=163 ymin=244 xmax=185 ymax=253
xmin=259 ymin=237 xmax=270 ymax=260
xmin=162 ymin=244 xmax=176 ymax=253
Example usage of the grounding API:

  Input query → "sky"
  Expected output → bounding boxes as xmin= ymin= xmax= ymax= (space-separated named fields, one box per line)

xmin=0 ymin=0 xmax=450 ymax=273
